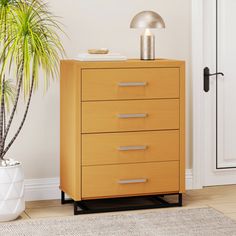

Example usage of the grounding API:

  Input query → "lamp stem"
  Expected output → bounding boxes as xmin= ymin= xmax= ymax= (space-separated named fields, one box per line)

xmin=140 ymin=33 xmax=155 ymax=60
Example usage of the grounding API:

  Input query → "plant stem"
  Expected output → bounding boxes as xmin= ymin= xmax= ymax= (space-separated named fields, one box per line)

xmin=0 ymin=10 xmax=7 ymax=158
xmin=0 ymin=63 xmax=24 ymax=158
xmin=2 ymin=76 xmax=35 ymax=158
xmin=3 ymin=104 xmax=6 ymax=134
xmin=0 ymin=75 xmax=5 ymax=139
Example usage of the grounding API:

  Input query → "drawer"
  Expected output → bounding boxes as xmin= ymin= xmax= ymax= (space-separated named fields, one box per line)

xmin=82 ymin=68 xmax=179 ymax=101
xmin=82 ymin=130 xmax=179 ymax=166
xmin=82 ymin=99 xmax=179 ymax=133
xmin=82 ymin=161 xmax=179 ymax=199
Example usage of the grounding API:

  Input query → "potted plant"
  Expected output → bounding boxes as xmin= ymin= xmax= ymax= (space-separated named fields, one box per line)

xmin=0 ymin=0 xmax=64 ymax=221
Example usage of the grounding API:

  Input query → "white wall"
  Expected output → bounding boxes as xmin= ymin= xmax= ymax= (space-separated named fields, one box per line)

xmin=7 ymin=0 xmax=192 ymax=179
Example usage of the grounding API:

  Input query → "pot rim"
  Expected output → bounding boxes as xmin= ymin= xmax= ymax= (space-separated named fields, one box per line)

xmin=0 ymin=162 xmax=21 ymax=169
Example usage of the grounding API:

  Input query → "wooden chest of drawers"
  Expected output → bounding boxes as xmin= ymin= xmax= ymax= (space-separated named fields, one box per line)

xmin=60 ymin=59 xmax=185 ymax=207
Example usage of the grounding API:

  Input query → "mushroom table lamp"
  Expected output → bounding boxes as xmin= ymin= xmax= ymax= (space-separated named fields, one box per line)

xmin=130 ymin=11 xmax=165 ymax=60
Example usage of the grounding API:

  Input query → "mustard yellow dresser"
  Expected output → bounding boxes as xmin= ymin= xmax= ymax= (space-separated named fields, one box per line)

xmin=60 ymin=59 xmax=185 ymax=214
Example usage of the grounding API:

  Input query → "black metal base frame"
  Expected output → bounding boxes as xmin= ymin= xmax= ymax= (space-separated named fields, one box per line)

xmin=61 ymin=191 xmax=183 ymax=215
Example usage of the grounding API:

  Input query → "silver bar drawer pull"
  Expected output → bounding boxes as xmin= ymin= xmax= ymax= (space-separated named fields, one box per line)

xmin=118 ymin=145 xmax=147 ymax=151
xmin=118 ymin=179 xmax=148 ymax=184
xmin=117 ymin=113 xmax=147 ymax=119
xmin=118 ymin=82 xmax=147 ymax=87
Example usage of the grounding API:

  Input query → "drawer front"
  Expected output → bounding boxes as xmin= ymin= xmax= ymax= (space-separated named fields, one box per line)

xmin=82 ymin=130 xmax=179 ymax=166
xmin=82 ymin=68 xmax=179 ymax=101
xmin=82 ymin=161 xmax=179 ymax=199
xmin=82 ymin=99 xmax=179 ymax=133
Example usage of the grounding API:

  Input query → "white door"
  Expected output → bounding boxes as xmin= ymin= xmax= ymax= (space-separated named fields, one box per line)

xmin=203 ymin=0 xmax=236 ymax=186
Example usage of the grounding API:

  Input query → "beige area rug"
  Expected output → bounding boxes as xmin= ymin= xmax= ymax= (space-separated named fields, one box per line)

xmin=1 ymin=207 xmax=236 ymax=236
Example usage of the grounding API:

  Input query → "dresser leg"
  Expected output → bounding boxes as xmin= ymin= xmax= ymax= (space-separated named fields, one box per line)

xmin=178 ymin=193 xmax=183 ymax=207
xmin=74 ymin=202 xmax=78 ymax=215
xmin=61 ymin=191 xmax=74 ymax=204
xmin=74 ymin=201 xmax=90 ymax=215
xmin=61 ymin=191 xmax=65 ymax=204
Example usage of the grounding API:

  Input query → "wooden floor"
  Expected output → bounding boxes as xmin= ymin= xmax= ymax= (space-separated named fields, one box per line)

xmin=18 ymin=185 xmax=236 ymax=221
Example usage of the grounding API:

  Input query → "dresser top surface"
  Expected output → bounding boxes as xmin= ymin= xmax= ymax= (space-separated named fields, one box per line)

xmin=61 ymin=59 xmax=185 ymax=69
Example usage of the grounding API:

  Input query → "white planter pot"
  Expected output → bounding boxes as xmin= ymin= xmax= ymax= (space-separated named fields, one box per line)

xmin=0 ymin=163 xmax=25 ymax=222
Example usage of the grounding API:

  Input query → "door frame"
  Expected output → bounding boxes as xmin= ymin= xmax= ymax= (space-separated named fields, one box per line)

xmin=192 ymin=0 xmax=236 ymax=188
xmin=191 ymin=0 xmax=205 ymax=189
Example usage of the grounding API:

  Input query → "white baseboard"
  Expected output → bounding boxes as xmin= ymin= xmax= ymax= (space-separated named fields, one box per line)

xmin=24 ymin=178 xmax=60 ymax=201
xmin=24 ymin=169 xmax=193 ymax=201
xmin=186 ymin=169 xmax=193 ymax=190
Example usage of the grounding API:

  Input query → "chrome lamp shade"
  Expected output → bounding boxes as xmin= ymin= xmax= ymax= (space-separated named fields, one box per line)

xmin=130 ymin=11 xmax=165 ymax=60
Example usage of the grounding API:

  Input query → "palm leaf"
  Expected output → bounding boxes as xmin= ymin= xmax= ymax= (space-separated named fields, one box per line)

xmin=0 ymin=79 xmax=15 ymax=111
xmin=4 ymin=0 xmax=65 ymax=95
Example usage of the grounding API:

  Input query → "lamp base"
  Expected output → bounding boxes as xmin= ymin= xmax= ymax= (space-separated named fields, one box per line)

xmin=140 ymin=34 xmax=155 ymax=60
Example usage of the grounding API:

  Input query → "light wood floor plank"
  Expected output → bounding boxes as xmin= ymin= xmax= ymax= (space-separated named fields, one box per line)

xmin=23 ymin=186 xmax=236 ymax=220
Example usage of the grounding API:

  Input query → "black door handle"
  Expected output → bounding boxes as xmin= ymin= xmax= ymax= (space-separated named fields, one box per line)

xmin=204 ymin=67 xmax=224 ymax=92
